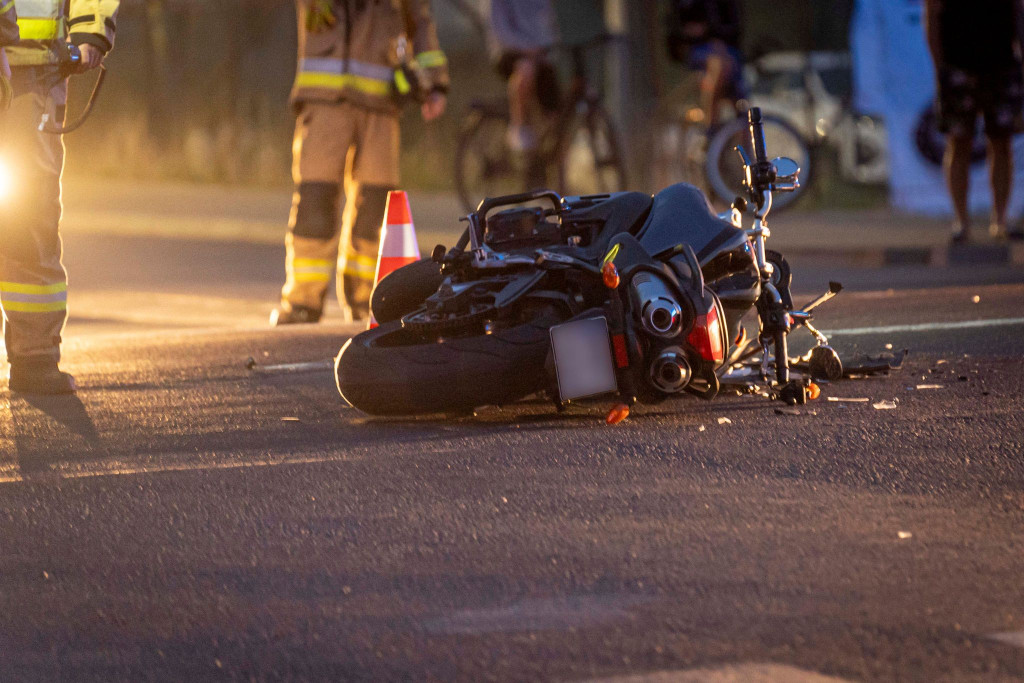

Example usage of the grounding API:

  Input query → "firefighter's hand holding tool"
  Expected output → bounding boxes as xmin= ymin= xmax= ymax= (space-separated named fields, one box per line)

xmin=73 ymin=43 xmax=104 ymax=73
xmin=39 ymin=42 xmax=107 ymax=134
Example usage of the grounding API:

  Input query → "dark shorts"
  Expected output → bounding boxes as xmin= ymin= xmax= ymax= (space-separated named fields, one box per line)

xmin=687 ymin=42 xmax=748 ymax=101
xmin=495 ymin=51 xmax=561 ymax=112
xmin=936 ymin=64 xmax=1024 ymax=138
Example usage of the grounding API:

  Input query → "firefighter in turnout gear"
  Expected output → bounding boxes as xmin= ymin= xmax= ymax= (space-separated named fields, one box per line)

xmin=0 ymin=0 xmax=118 ymax=394
xmin=271 ymin=0 xmax=449 ymax=325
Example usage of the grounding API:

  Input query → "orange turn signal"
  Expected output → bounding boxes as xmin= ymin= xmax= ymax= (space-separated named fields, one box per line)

xmin=602 ymin=262 xmax=620 ymax=289
xmin=606 ymin=403 xmax=630 ymax=425
xmin=807 ymin=382 xmax=821 ymax=400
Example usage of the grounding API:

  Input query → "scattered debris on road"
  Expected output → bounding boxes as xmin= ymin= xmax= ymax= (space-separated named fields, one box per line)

xmin=281 ymin=417 xmax=301 ymax=422
xmin=717 ymin=417 xmax=732 ymax=425
xmin=872 ymin=400 xmax=898 ymax=410
xmin=245 ymin=356 xmax=257 ymax=370
xmin=897 ymin=530 xmax=913 ymax=540
xmin=915 ymin=384 xmax=943 ymax=390
xmin=827 ymin=397 xmax=870 ymax=403
xmin=774 ymin=407 xmax=802 ymax=416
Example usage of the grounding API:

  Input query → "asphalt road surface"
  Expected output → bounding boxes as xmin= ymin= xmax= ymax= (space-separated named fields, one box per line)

xmin=1 ymin=233 xmax=1023 ymax=681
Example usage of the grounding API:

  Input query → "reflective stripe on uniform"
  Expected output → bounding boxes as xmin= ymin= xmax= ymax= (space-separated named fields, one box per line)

xmin=414 ymin=50 xmax=447 ymax=68
xmin=0 ymin=0 xmax=16 ymax=15
xmin=0 ymin=281 xmax=67 ymax=313
xmin=300 ymin=57 xmax=394 ymax=81
xmin=15 ymin=17 xmax=58 ymax=40
xmin=343 ymin=252 xmax=377 ymax=281
xmin=291 ymin=257 xmax=333 ymax=283
xmin=296 ymin=57 xmax=394 ymax=96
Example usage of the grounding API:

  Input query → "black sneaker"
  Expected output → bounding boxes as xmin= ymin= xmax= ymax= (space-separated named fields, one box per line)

xmin=270 ymin=305 xmax=322 ymax=326
xmin=9 ymin=359 xmax=77 ymax=395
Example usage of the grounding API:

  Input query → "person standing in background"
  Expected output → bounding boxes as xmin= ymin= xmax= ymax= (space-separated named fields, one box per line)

xmin=488 ymin=0 xmax=558 ymax=155
xmin=924 ymin=0 xmax=1024 ymax=244
xmin=666 ymin=0 xmax=745 ymax=129
xmin=271 ymin=0 xmax=449 ymax=326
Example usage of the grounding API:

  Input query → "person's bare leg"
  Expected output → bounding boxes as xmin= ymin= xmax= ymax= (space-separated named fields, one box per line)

xmin=507 ymin=57 xmax=538 ymax=152
xmin=986 ymin=134 xmax=1012 ymax=238
xmin=701 ymin=54 xmax=726 ymax=129
xmin=945 ymin=133 xmax=973 ymax=242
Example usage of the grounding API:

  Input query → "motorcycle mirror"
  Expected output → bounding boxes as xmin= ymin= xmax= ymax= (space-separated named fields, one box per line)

xmin=771 ymin=157 xmax=800 ymax=182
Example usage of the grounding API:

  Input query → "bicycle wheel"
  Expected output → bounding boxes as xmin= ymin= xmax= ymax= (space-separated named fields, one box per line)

xmin=704 ymin=115 xmax=812 ymax=212
xmin=557 ymin=102 xmax=627 ymax=197
xmin=455 ymin=107 xmax=522 ymax=212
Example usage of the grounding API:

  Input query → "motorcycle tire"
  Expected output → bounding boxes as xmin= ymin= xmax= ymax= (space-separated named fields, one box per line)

xmin=336 ymin=319 xmax=555 ymax=416
xmin=370 ymin=258 xmax=445 ymax=324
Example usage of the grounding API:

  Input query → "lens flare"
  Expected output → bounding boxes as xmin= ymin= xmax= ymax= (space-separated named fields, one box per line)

xmin=0 ymin=157 xmax=14 ymax=203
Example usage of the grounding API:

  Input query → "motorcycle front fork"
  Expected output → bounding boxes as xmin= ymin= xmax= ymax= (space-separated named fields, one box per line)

xmin=756 ymin=282 xmax=791 ymax=387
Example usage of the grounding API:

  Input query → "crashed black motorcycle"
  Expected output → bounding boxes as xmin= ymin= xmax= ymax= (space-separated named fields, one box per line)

xmin=337 ymin=108 xmax=882 ymax=419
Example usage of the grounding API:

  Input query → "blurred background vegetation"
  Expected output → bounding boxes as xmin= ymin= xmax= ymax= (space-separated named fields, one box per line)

xmin=65 ymin=0 xmax=855 ymax=190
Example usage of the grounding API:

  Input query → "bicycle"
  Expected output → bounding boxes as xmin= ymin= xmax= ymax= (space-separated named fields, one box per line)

xmin=454 ymin=34 xmax=628 ymax=212
xmin=655 ymin=50 xmax=888 ymax=212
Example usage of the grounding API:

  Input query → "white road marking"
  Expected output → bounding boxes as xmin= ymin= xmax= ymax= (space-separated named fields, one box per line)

xmin=823 ymin=317 xmax=1024 ymax=336
xmin=586 ymin=663 xmax=852 ymax=682
xmin=255 ymin=360 xmax=334 ymax=374
xmin=989 ymin=631 xmax=1024 ymax=648
xmin=0 ymin=452 xmax=363 ymax=485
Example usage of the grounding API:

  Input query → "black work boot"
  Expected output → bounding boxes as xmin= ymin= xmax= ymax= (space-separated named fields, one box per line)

xmin=8 ymin=357 xmax=77 ymax=395
xmin=270 ymin=305 xmax=322 ymax=326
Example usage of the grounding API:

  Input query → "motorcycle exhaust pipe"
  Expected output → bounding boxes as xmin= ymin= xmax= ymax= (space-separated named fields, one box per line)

xmin=630 ymin=272 xmax=685 ymax=338
xmin=649 ymin=347 xmax=692 ymax=393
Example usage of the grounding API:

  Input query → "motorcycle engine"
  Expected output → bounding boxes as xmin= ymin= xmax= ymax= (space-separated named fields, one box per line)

xmin=485 ymin=207 xmax=560 ymax=248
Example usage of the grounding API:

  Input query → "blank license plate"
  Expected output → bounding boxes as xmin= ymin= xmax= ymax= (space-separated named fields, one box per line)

xmin=550 ymin=317 xmax=618 ymax=402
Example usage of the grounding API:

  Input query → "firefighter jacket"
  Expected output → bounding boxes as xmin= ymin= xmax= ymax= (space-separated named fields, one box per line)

xmin=293 ymin=0 xmax=449 ymax=114
xmin=6 ymin=0 xmax=119 ymax=66
xmin=1 ymin=0 xmax=18 ymax=47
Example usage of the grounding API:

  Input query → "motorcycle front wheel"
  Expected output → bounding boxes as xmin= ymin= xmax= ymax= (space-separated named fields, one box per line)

xmin=336 ymin=319 xmax=555 ymax=416
xmin=704 ymin=115 xmax=812 ymax=212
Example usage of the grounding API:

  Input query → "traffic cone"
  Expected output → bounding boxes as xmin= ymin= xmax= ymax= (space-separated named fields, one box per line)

xmin=369 ymin=190 xmax=421 ymax=329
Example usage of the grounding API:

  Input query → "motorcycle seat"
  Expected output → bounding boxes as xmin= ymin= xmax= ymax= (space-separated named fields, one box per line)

xmin=636 ymin=183 xmax=748 ymax=266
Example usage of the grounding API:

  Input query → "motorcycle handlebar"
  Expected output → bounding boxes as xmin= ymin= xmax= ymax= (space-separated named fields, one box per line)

xmin=475 ymin=190 xmax=562 ymax=224
xmin=748 ymin=107 xmax=768 ymax=166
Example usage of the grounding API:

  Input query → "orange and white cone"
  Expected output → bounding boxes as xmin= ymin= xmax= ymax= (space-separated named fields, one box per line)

xmin=369 ymin=190 xmax=421 ymax=329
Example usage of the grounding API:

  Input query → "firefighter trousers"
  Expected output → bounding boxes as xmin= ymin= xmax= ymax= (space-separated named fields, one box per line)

xmin=281 ymin=101 xmax=399 ymax=321
xmin=0 ymin=67 xmax=68 ymax=365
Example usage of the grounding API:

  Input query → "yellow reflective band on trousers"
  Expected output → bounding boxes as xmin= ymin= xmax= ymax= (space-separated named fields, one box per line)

xmin=343 ymin=252 xmax=376 ymax=281
xmin=0 ymin=281 xmax=68 ymax=313
xmin=414 ymin=51 xmax=447 ymax=68
xmin=0 ymin=0 xmax=16 ymax=15
xmin=291 ymin=257 xmax=334 ymax=284
xmin=294 ymin=72 xmax=392 ymax=97
xmin=15 ymin=17 xmax=58 ymax=40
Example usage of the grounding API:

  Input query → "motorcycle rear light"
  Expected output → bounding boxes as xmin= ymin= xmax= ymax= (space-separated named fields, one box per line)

xmin=687 ymin=303 xmax=725 ymax=363
xmin=611 ymin=333 xmax=630 ymax=368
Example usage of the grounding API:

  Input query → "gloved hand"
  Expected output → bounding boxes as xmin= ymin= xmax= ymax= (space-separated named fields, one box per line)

xmin=306 ymin=0 xmax=337 ymax=34
xmin=0 ymin=48 xmax=11 ymax=111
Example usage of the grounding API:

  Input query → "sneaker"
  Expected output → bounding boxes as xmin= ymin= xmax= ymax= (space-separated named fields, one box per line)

xmin=950 ymin=224 xmax=969 ymax=246
xmin=9 ymin=359 xmax=77 ymax=395
xmin=505 ymin=124 xmax=538 ymax=154
xmin=270 ymin=305 xmax=322 ymax=326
